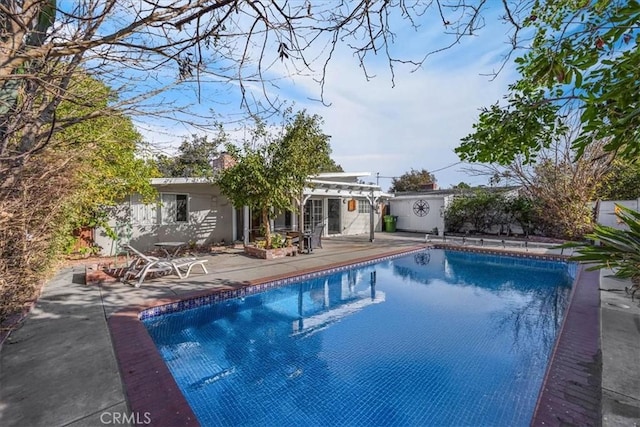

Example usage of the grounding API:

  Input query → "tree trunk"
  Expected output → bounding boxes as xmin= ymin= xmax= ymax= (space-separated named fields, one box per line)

xmin=262 ymin=207 xmax=271 ymax=248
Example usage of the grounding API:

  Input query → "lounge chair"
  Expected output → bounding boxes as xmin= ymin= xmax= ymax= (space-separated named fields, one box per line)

xmin=122 ymin=244 xmax=209 ymax=287
xmin=303 ymin=224 xmax=325 ymax=254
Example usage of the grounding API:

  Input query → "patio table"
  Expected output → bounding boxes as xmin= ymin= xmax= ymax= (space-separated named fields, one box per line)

xmin=154 ymin=241 xmax=187 ymax=259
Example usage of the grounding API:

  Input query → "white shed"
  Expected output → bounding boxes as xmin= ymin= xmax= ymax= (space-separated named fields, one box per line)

xmin=388 ymin=192 xmax=452 ymax=236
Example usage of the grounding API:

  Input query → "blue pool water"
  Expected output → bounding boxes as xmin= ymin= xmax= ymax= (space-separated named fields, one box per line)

xmin=143 ymin=249 xmax=575 ymax=426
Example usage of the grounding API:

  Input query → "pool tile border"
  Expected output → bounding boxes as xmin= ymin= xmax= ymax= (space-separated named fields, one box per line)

xmin=108 ymin=244 xmax=597 ymax=426
xmin=139 ymin=247 xmax=427 ymax=320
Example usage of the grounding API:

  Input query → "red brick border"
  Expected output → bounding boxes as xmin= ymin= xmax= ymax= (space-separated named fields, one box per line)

xmin=531 ymin=266 xmax=602 ymax=426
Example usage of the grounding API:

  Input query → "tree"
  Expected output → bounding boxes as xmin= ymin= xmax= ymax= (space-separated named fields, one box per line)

xmin=463 ymin=117 xmax=613 ymax=239
xmin=0 ymin=74 xmax=157 ymax=323
xmin=444 ymin=189 xmax=509 ymax=234
xmin=156 ymin=130 xmax=226 ymax=178
xmin=390 ymin=168 xmax=437 ymax=192
xmin=452 ymin=182 xmax=471 ymax=189
xmin=457 ymin=1 xmax=640 ymax=165
xmin=317 ymin=157 xmax=344 ymax=174
xmin=216 ymin=111 xmax=332 ymax=248
xmin=597 ymin=159 xmax=640 ymax=201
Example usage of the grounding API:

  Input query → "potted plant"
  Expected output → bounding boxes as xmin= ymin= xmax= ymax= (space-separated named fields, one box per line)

xmin=564 ymin=204 xmax=640 ymax=299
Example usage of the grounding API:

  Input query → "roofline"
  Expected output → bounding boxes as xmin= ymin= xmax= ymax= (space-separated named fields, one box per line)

xmin=311 ymin=172 xmax=372 ymax=179
xmin=308 ymin=179 xmax=381 ymax=190
xmin=151 ymin=177 xmax=212 ymax=185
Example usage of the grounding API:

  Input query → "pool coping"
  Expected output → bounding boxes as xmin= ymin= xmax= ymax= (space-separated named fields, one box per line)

xmin=531 ymin=266 xmax=602 ymax=425
xmin=108 ymin=244 xmax=597 ymax=426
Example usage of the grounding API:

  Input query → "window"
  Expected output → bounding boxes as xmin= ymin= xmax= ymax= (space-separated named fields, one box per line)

xmin=358 ymin=201 xmax=371 ymax=213
xmin=304 ymin=199 xmax=323 ymax=230
xmin=161 ymin=193 xmax=189 ymax=224
xmin=130 ymin=193 xmax=157 ymax=225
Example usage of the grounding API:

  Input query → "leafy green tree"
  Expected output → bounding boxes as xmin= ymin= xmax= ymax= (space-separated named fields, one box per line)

xmin=444 ymin=196 xmax=470 ymax=233
xmin=457 ymin=1 xmax=640 ymax=165
xmin=156 ymin=130 xmax=226 ymax=178
xmin=598 ymin=159 xmax=640 ymax=201
xmin=452 ymin=182 xmax=471 ymax=189
xmin=216 ymin=111 xmax=332 ymax=248
xmin=506 ymin=196 xmax=536 ymax=237
xmin=0 ymin=73 xmax=157 ymax=322
xmin=465 ymin=125 xmax=611 ymax=239
xmin=444 ymin=189 xmax=509 ymax=234
xmin=318 ymin=157 xmax=344 ymax=173
xmin=390 ymin=169 xmax=437 ymax=192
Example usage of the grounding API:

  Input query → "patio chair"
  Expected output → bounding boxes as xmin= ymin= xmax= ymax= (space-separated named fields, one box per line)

xmin=122 ymin=244 xmax=209 ymax=287
xmin=303 ymin=224 xmax=325 ymax=254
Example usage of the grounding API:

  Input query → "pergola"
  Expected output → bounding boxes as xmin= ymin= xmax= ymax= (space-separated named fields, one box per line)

xmin=301 ymin=174 xmax=393 ymax=243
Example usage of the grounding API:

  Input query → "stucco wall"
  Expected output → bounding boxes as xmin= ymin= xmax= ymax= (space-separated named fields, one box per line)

xmin=94 ymin=183 xmax=235 ymax=255
xmin=596 ymin=199 xmax=640 ymax=230
xmin=339 ymin=199 xmax=383 ymax=235
xmin=389 ymin=196 xmax=446 ymax=235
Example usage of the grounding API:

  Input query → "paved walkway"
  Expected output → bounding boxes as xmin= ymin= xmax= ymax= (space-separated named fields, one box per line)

xmin=0 ymin=232 xmax=638 ymax=426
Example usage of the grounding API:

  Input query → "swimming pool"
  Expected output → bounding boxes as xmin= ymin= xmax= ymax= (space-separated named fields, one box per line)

xmin=143 ymin=249 xmax=575 ymax=426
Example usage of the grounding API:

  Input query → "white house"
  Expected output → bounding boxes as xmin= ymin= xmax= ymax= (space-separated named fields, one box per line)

xmin=94 ymin=172 xmax=392 ymax=255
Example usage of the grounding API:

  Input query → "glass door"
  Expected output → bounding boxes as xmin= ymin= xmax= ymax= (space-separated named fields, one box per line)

xmin=304 ymin=199 xmax=323 ymax=231
xmin=327 ymin=198 xmax=341 ymax=235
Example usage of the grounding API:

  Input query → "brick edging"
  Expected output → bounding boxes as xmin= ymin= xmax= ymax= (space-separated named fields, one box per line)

xmin=108 ymin=307 xmax=199 ymax=426
xmin=530 ymin=266 xmax=602 ymax=426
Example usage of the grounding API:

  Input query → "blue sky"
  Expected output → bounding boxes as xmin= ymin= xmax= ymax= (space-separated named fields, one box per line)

xmin=133 ymin=4 xmax=521 ymax=191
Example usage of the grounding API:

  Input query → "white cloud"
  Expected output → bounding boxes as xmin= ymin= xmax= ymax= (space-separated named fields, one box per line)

xmin=135 ymin=6 xmax=520 ymax=191
xmin=290 ymin=47 xmax=516 ymax=190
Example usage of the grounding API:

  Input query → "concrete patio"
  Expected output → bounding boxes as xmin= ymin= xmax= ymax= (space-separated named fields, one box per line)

xmin=0 ymin=232 xmax=638 ymax=426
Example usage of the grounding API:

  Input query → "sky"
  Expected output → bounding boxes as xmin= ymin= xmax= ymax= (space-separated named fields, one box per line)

xmin=134 ymin=4 xmax=521 ymax=192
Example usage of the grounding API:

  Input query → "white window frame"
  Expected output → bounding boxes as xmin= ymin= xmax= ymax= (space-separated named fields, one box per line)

xmin=358 ymin=200 xmax=371 ymax=213
xmin=304 ymin=199 xmax=324 ymax=230
xmin=160 ymin=193 xmax=189 ymax=224
xmin=130 ymin=193 xmax=157 ymax=225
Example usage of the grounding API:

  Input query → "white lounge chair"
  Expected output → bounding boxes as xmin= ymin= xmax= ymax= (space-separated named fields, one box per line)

xmin=122 ymin=244 xmax=209 ymax=287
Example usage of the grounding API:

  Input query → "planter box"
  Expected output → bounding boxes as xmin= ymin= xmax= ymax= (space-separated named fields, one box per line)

xmin=244 ymin=245 xmax=297 ymax=260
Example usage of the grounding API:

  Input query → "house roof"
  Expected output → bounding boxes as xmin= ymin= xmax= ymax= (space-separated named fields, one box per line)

xmin=151 ymin=177 xmax=212 ymax=185
xmin=151 ymin=174 xmax=392 ymax=199
xmin=392 ymin=185 xmax=521 ymax=198
xmin=149 ymin=178 xmax=519 ymax=203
